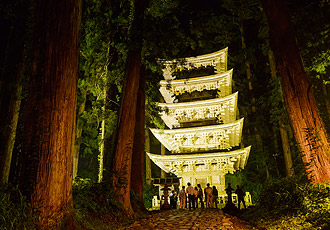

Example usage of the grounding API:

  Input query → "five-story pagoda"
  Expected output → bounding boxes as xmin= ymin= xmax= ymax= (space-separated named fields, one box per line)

xmin=147 ymin=47 xmax=251 ymax=195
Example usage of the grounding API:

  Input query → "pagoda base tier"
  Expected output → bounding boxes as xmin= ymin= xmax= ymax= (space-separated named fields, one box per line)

xmin=147 ymin=146 xmax=251 ymax=194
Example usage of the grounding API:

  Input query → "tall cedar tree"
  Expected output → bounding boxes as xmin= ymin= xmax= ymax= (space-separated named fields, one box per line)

xmin=261 ymin=0 xmax=330 ymax=183
xmin=15 ymin=0 xmax=82 ymax=228
xmin=131 ymin=65 xmax=146 ymax=211
xmin=112 ymin=0 xmax=147 ymax=213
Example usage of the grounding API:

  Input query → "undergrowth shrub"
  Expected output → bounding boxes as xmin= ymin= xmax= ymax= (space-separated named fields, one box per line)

xmin=257 ymin=177 xmax=304 ymax=215
xmin=143 ymin=183 xmax=158 ymax=209
xmin=242 ymin=177 xmax=330 ymax=229
xmin=73 ymin=177 xmax=132 ymax=229
xmin=301 ymin=183 xmax=330 ymax=229
xmin=0 ymin=185 xmax=36 ymax=229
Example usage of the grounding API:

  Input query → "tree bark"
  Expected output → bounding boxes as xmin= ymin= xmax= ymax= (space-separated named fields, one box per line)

xmin=131 ymin=64 xmax=146 ymax=212
xmin=16 ymin=0 xmax=82 ymax=228
xmin=112 ymin=50 xmax=142 ymax=213
xmin=261 ymin=0 xmax=330 ymax=183
xmin=112 ymin=0 xmax=147 ymax=214
xmin=279 ymin=120 xmax=294 ymax=177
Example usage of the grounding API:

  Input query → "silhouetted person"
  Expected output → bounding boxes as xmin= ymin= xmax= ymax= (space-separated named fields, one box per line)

xmin=212 ymin=186 xmax=218 ymax=208
xmin=235 ymin=185 xmax=246 ymax=209
xmin=225 ymin=183 xmax=233 ymax=205
xmin=179 ymin=186 xmax=186 ymax=209
xmin=197 ymin=184 xmax=204 ymax=208
xmin=205 ymin=183 xmax=213 ymax=208
xmin=169 ymin=190 xmax=176 ymax=209
xmin=186 ymin=182 xmax=195 ymax=210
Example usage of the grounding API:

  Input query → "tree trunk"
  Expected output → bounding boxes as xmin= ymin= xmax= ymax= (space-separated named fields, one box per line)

xmin=261 ymin=0 xmax=330 ymax=183
xmin=131 ymin=64 xmax=146 ymax=212
xmin=98 ymin=87 xmax=107 ymax=183
xmin=279 ymin=120 xmax=294 ymax=177
xmin=16 ymin=0 xmax=82 ymax=228
xmin=0 ymin=1 xmax=27 ymax=186
xmin=268 ymin=50 xmax=294 ymax=177
xmin=145 ymin=129 xmax=152 ymax=185
xmin=112 ymin=0 xmax=147 ymax=214
xmin=112 ymin=50 xmax=142 ymax=213
xmin=73 ymin=90 xmax=87 ymax=179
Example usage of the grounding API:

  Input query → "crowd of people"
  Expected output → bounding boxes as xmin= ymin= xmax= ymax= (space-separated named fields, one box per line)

xmin=168 ymin=182 xmax=246 ymax=210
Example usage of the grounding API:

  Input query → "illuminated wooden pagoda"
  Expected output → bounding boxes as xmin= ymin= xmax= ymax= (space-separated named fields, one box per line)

xmin=148 ymin=48 xmax=251 ymax=195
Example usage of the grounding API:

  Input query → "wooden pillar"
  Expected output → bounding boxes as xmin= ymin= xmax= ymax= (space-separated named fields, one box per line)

xmin=161 ymin=144 xmax=166 ymax=178
xmin=145 ymin=129 xmax=152 ymax=184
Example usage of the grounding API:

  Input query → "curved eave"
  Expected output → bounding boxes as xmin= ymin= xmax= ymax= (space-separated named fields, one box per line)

xmin=147 ymin=146 xmax=251 ymax=161
xmin=161 ymin=48 xmax=228 ymax=80
xmin=160 ymin=69 xmax=233 ymax=103
xmin=147 ymin=146 xmax=251 ymax=174
xmin=150 ymin=118 xmax=244 ymax=152
xmin=159 ymin=92 xmax=238 ymax=129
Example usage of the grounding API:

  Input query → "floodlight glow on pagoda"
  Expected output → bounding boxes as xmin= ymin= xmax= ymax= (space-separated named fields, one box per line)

xmin=148 ymin=48 xmax=251 ymax=197
xmin=147 ymin=146 xmax=251 ymax=175
xmin=150 ymin=118 xmax=244 ymax=153
xmin=159 ymin=92 xmax=238 ymax=129
xmin=160 ymin=69 xmax=233 ymax=103
xmin=162 ymin=47 xmax=228 ymax=80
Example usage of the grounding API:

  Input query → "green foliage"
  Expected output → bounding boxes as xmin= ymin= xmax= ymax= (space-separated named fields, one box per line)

xmin=73 ymin=178 xmax=134 ymax=229
xmin=257 ymin=177 xmax=305 ymax=215
xmin=302 ymin=183 xmax=330 ymax=229
xmin=242 ymin=177 xmax=330 ymax=229
xmin=143 ymin=183 xmax=158 ymax=209
xmin=0 ymin=186 xmax=36 ymax=229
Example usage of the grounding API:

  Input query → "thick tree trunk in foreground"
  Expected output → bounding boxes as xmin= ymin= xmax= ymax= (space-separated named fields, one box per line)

xmin=17 ymin=0 xmax=82 ymax=228
xmin=131 ymin=65 xmax=146 ymax=211
xmin=261 ymin=0 xmax=330 ymax=183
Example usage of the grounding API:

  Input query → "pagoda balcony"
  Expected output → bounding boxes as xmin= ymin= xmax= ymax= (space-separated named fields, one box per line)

xmin=159 ymin=69 xmax=233 ymax=103
xmin=161 ymin=47 xmax=228 ymax=80
xmin=147 ymin=146 xmax=251 ymax=176
xmin=150 ymin=118 xmax=244 ymax=153
xmin=159 ymin=92 xmax=238 ymax=129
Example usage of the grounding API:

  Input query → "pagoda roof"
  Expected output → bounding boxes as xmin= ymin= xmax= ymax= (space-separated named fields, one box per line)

xmin=160 ymin=69 xmax=233 ymax=103
xmin=150 ymin=118 xmax=244 ymax=153
xmin=162 ymin=48 xmax=228 ymax=80
xmin=159 ymin=92 xmax=238 ymax=129
xmin=147 ymin=146 xmax=251 ymax=175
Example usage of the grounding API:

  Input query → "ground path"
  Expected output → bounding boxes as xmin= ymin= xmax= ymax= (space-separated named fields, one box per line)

xmin=119 ymin=209 xmax=258 ymax=230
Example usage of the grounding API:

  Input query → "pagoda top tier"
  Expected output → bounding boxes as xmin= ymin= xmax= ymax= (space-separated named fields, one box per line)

xmin=161 ymin=47 xmax=228 ymax=80
xmin=159 ymin=92 xmax=238 ymax=129
xmin=160 ymin=69 xmax=233 ymax=103
xmin=150 ymin=118 xmax=244 ymax=153
xmin=147 ymin=146 xmax=251 ymax=175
